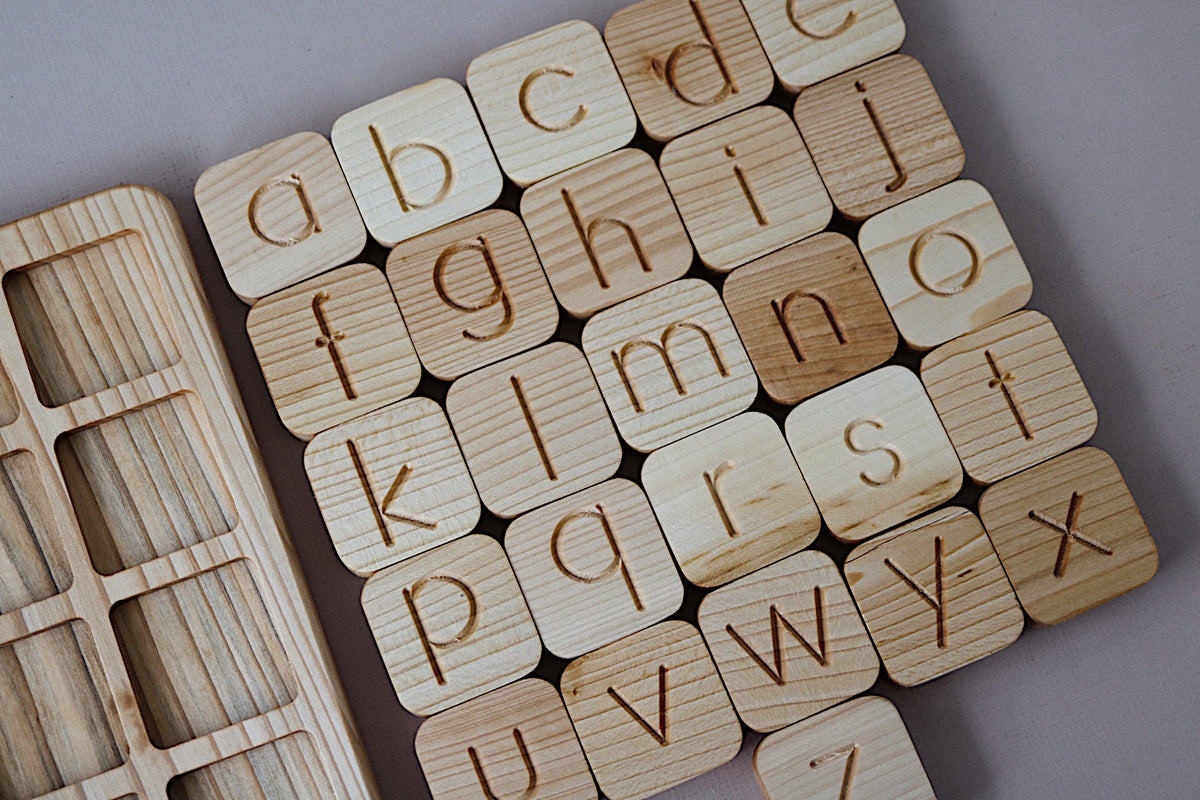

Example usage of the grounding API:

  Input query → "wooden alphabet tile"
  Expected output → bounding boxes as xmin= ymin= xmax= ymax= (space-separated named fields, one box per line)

xmin=697 ymin=551 xmax=879 ymax=733
xmin=641 ymin=411 xmax=821 ymax=588
xmin=793 ymin=54 xmax=964 ymax=221
xmin=659 ymin=105 xmax=832 ymax=272
xmin=754 ymin=695 xmax=936 ymax=800
xmin=859 ymin=179 xmax=1033 ymax=350
xmin=921 ymin=310 xmax=1098 ymax=485
xmin=519 ymin=148 xmax=692 ymax=318
xmin=845 ymin=506 xmax=1024 ymax=686
xmin=979 ymin=447 xmax=1158 ymax=625
xmin=246 ymin=262 xmax=421 ymax=439
xmin=604 ymin=0 xmax=775 ymax=142
xmin=784 ymin=365 xmax=962 ymax=543
xmin=467 ymin=20 xmax=637 ymax=187
xmin=504 ymin=478 xmax=684 ymax=659
xmin=742 ymin=0 xmax=907 ymax=92
xmin=361 ymin=534 xmax=542 ymax=717
xmin=581 ymin=278 xmax=758 ymax=452
xmin=304 ymin=397 xmax=481 ymax=576
xmin=723 ymin=233 xmax=898 ymax=405
xmin=445 ymin=342 xmax=623 ymax=518
xmin=196 ymin=131 xmax=367 ymax=303
xmin=415 ymin=678 xmax=596 ymax=800
xmin=560 ymin=620 xmax=742 ymax=800
xmin=331 ymin=78 xmax=503 ymax=247
xmin=386 ymin=208 xmax=559 ymax=380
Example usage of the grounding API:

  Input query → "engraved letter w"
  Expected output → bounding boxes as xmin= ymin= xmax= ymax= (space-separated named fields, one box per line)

xmin=725 ymin=587 xmax=829 ymax=685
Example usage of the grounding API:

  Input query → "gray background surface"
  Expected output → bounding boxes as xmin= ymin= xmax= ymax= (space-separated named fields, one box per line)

xmin=1 ymin=1 xmax=1197 ymax=798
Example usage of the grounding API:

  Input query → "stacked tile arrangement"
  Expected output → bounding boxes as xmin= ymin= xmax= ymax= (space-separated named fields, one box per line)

xmin=194 ymin=1 xmax=1160 ymax=798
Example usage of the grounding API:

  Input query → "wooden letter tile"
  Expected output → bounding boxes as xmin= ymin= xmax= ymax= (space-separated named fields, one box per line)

xmin=784 ymin=366 xmax=962 ymax=543
xmin=505 ymin=479 xmax=684 ymax=658
xmin=921 ymin=310 xmax=1098 ymax=484
xmin=305 ymin=397 xmax=481 ymax=576
xmin=386 ymin=208 xmax=559 ymax=380
xmin=859 ymin=179 xmax=1033 ymax=350
xmin=467 ymin=20 xmax=637 ymax=187
xmin=581 ymin=278 xmax=758 ymax=452
xmin=246 ymin=262 xmax=421 ymax=439
xmin=331 ymin=78 xmax=503 ymax=247
xmin=604 ymin=0 xmax=775 ymax=142
xmin=519 ymin=148 xmax=692 ymax=318
xmin=754 ymin=696 xmax=936 ymax=800
xmin=845 ymin=506 xmax=1024 ymax=686
xmin=979 ymin=447 xmax=1158 ymax=625
xmin=195 ymin=131 xmax=366 ymax=303
xmin=361 ymin=534 xmax=542 ymax=716
xmin=659 ymin=106 xmax=832 ymax=272
xmin=445 ymin=342 xmax=623 ymax=518
xmin=560 ymin=620 xmax=742 ymax=800
xmin=793 ymin=54 xmax=964 ymax=220
xmin=698 ymin=551 xmax=879 ymax=732
xmin=416 ymin=679 xmax=596 ymax=800
xmin=742 ymin=0 xmax=907 ymax=92
xmin=641 ymin=412 xmax=821 ymax=588
xmin=723 ymin=233 xmax=898 ymax=404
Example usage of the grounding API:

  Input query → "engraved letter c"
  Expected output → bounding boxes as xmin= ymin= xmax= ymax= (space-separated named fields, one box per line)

xmin=788 ymin=1 xmax=859 ymax=40
xmin=519 ymin=66 xmax=589 ymax=133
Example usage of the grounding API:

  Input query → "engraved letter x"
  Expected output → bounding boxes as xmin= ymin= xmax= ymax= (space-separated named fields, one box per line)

xmin=1028 ymin=492 xmax=1113 ymax=577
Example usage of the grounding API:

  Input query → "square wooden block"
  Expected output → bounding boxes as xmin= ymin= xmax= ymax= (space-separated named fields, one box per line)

xmin=845 ymin=506 xmax=1024 ymax=686
xmin=698 ymin=551 xmax=879 ymax=733
xmin=659 ymin=105 xmax=832 ymax=272
xmin=641 ymin=411 xmax=821 ymax=588
xmin=723 ymin=232 xmax=898 ymax=405
xmin=195 ymin=131 xmax=366 ymax=303
xmin=361 ymin=534 xmax=542 ymax=716
xmin=560 ymin=620 xmax=742 ymax=800
xmin=445 ymin=342 xmax=623 ymax=518
xmin=581 ymin=278 xmax=758 ymax=452
xmin=921 ymin=310 xmax=1098 ymax=485
xmin=784 ymin=366 xmax=962 ymax=543
xmin=754 ymin=696 xmax=936 ymax=800
xmin=859 ymin=179 xmax=1033 ymax=350
xmin=331 ymin=78 xmax=503 ymax=247
xmin=386 ymin=208 xmax=559 ymax=380
xmin=742 ymin=0 xmax=907 ymax=92
xmin=520 ymin=148 xmax=692 ymax=318
xmin=793 ymin=54 xmax=964 ymax=221
xmin=505 ymin=479 xmax=684 ymax=659
xmin=467 ymin=20 xmax=636 ymax=187
xmin=979 ymin=447 xmax=1158 ymax=625
xmin=304 ymin=397 xmax=481 ymax=576
xmin=246 ymin=262 xmax=421 ymax=439
xmin=415 ymin=678 xmax=596 ymax=800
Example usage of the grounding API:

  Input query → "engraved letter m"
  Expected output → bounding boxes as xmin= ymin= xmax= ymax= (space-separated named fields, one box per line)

xmin=611 ymin=320 xmax=729 ymax=413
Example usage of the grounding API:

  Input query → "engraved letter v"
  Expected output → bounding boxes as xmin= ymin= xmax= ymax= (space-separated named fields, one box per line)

xmin=607 ymin=665 xmax=670 ymax=746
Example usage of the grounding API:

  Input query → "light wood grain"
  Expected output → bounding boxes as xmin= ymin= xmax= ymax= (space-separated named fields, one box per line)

xmin=415 ymin=679 xmax=596 ymax=800
xmin=467 ymin=20 xmax=636 ymax=187
xmin=504 ymin=478 xmax=684 ymax=658
xmin=659 ymin=105 xmax=832 ymax=272
xmin=331 ymin=78 xmax=503 ymax=247
xmin=194 ymin=131 xmax=366 ymax=303
xmin=845 ymin=506 xmax=1024 ymax=686
xmin=641 ymin=412 xmax=821 ymax=588
xmin=920 ymin=310 xmax=1098 ymax=485
xmin=604 ymin=0 xmax=774 ymax=142
xmin=784 ymin=366 xmax=962 ymax=543
xmin=793 ymin=54 xmax=964 ymax=221
xmin=167 ymin=733 xmax=334 ymax=800
xmin=386 ymin=208 xmax=559 ymax=381
xmin=754 ymin=695 xmax=936 ymax=800
xmin=560 ymin=620 xmax=742 ymax=800
xmin=519 ymin=148 xmax=692 ymax=318
xmin=723 ymin=232 xmax=898 ymax=405
xmin=979 ymin=447 xmax=1158 ymax=625
xmin=581 ymin=278 xmax=758 ymax=452
xmin=858 ymin=179 xmax=1033 ymax=350
xmin=0 ymin=449 xmax=72 ymax=614
xmin=698 ymin=551 xmax=879 ymax=733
